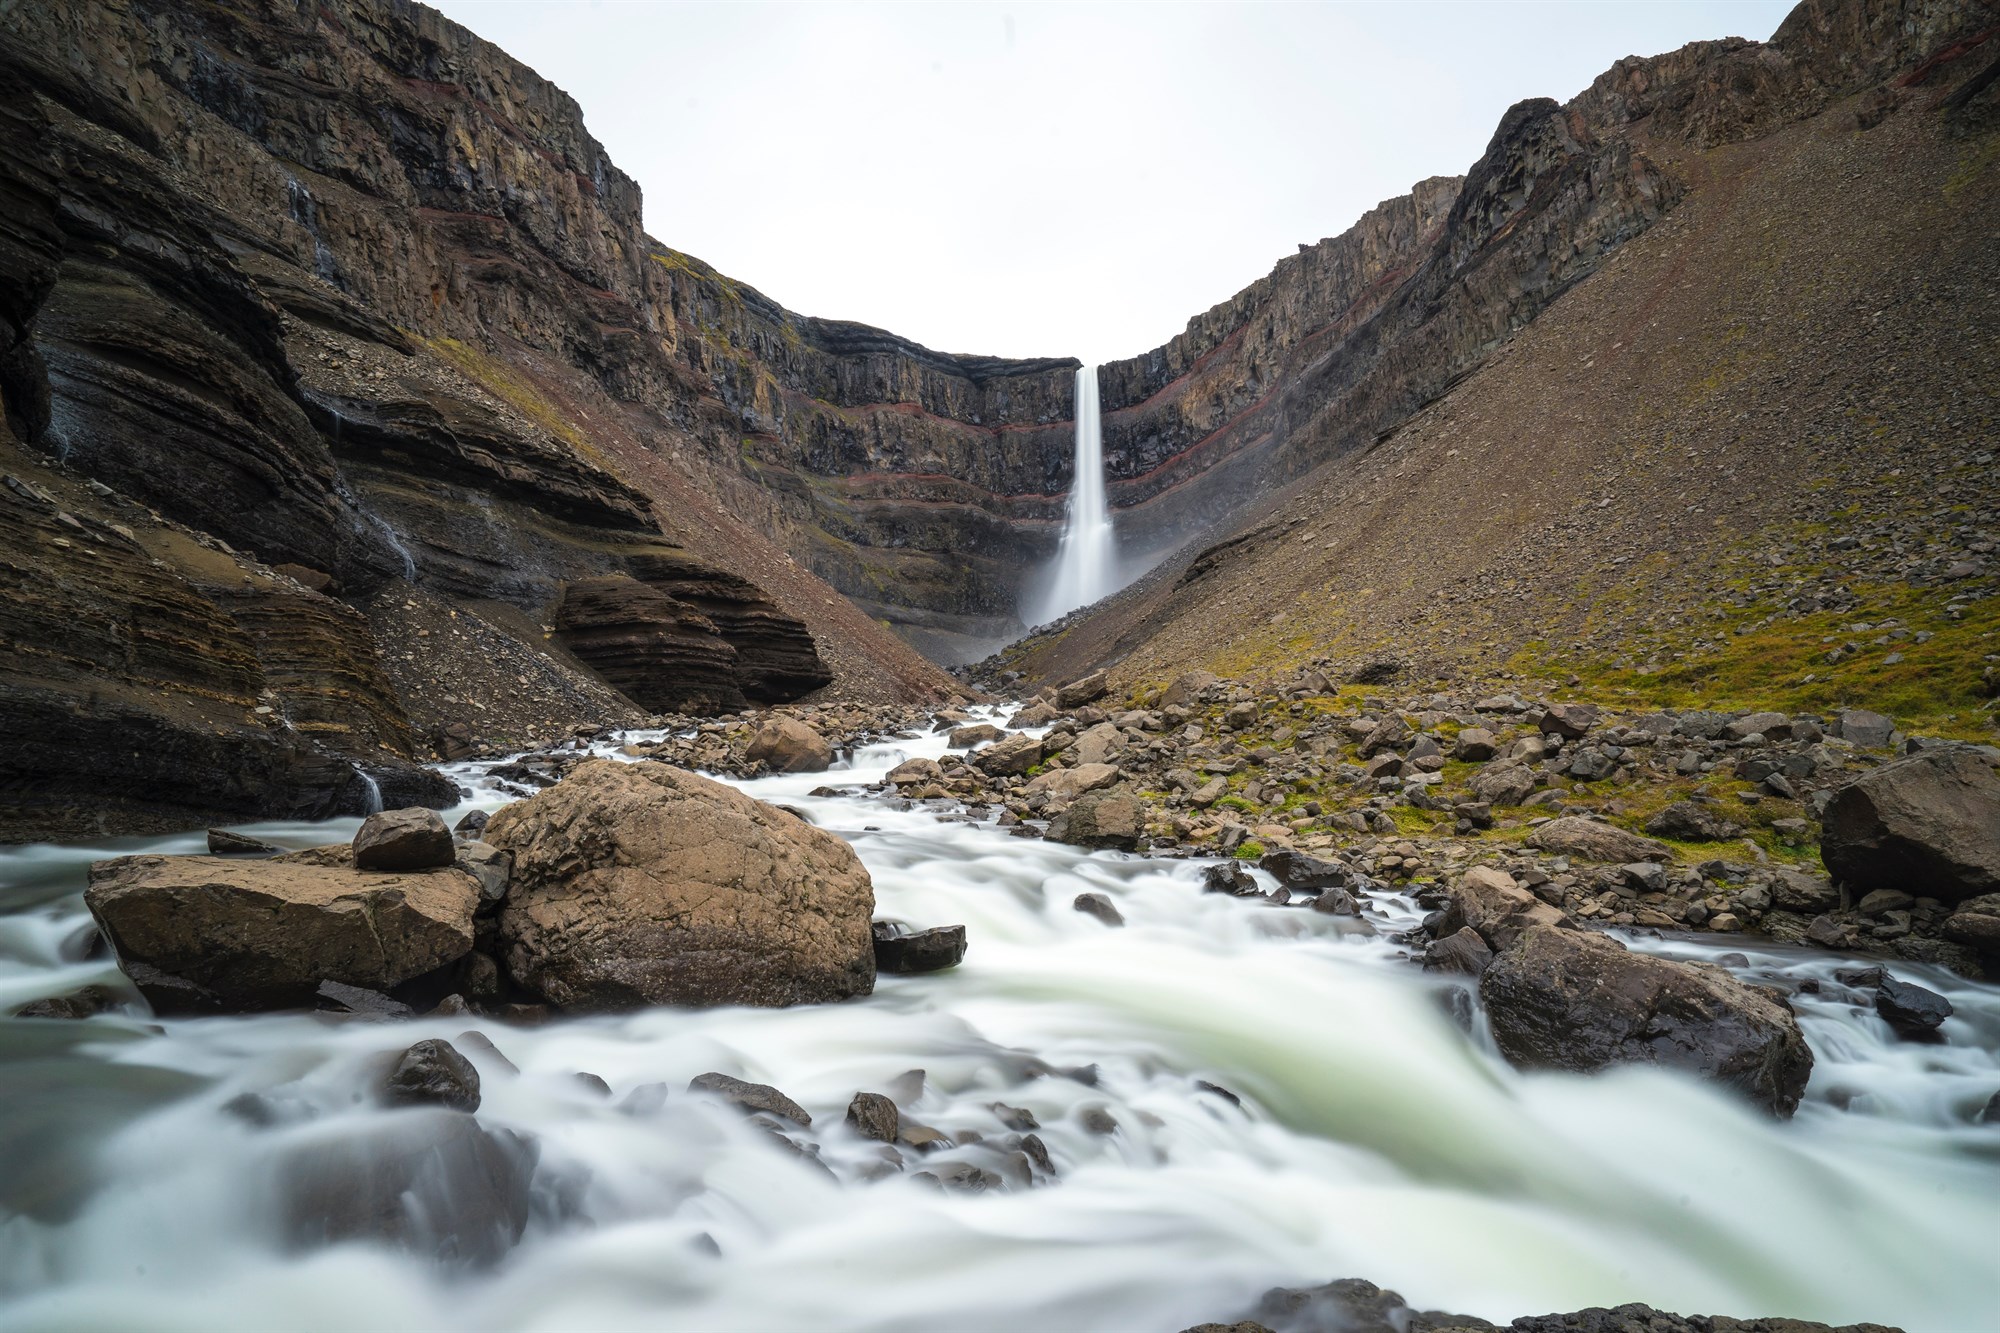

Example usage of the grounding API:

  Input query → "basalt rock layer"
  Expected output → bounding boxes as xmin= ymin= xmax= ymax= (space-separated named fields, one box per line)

xmin=0 ymin=0 xmax=977 ymax=837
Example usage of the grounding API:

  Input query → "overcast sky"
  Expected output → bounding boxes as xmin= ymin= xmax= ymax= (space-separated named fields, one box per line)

xmin=431 ymin=1 xmax=1792 ymax=367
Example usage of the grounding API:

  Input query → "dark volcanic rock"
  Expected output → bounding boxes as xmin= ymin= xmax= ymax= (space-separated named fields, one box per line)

xmin=1073 ymin=891 xmax=1125 ymax=927
xmin=485 ymin=760 xmax=875 ymax=1009
xmin=1874 ymin=974 xmax=1952 ymax=1037
xmin=1203 ymin=862 xmax=1261 ymax=897
xmin=872 ymin=923 xmax=968 ymax=974
xmin=278 ymin=1108 xmax=536 ymax=1267
xmin=554 ymin=575 xmax=747 ymax=715
xmin=1259 ymin=851 xmax=1348 ymax=890
xmin=1481 ymin=927 xmax=1814 ymax=1116
xmin=383 ymin=1039 xmax=482 ymax=1112
xmin=688 ymin=1072 xmax=811 ymax=1127
xmin=1822 ymin=749 xmax=2000 ymax=906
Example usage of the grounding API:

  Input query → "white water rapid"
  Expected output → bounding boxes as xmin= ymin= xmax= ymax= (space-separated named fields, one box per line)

xmin=1032 ymin=365 xmax=1117 ymax=626
xmin=0 ymin=715 xmax=1996 ymax=1331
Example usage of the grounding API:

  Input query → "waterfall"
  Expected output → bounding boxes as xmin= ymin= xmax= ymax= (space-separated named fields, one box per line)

xmin=352 ymin=764 xmax=383 ymax=814
xmin=1032 ymin=365 xmax=1116 ymax=625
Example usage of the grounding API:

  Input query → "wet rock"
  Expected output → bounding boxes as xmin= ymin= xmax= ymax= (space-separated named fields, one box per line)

xmin=1046 ymin=792 xmax=1142 ymax=851
xmin=1259 ymin=850 xmax=1347 ymax=890
xmin=744 ymin=717 xmax=833 ymax=773
xmin=1310 ymin=887 xmax=1361 ymax=916
xmin=383 ymin=1038 xmax=481 ymax=1112
xmin=1436 ymin=866 xmax=1570 ymax=952
xmin=11 ymin=985 xmax=125 ymax=1020
xmin=872 ymin=922 xmax=967 ymax=974
xmin=948 ymin=723 xmax=1004 ymax=748
xmin=485 ymin=761 xmax=874 ymax=1009
xmin=85 ymin=854 xmax=477 ymax=1014
xmin=1874 ymin=974 xmax=1952 ymax=1037
xmin=352 ymin=808 xmax=455 ymax=872
xmin=1821 ymin=748 xmax=2000 ymax=906
xmin=1481 ymin=927 xmax=1813 ymax=1116
xmin=1241 ymin=1276 xmax=1487 ymax=1333
xmin=1526 ymin=816 xmax=1672 ymax=864
xmin=1073 ymin=891 xmax=1125 ymax=927
xmin=846 ymin=1091 xmax=899 ymax=1142
xmin=207 ymin=829 xmax=280 ymax=856
xmin=688 ymin=1072 xmax=811 ymax=1127
xmin=1644 ymin=801 xmax=1743 ymax=843
xmin=932 ymin=1162 xmax=1004 ymax=1193
xmin=991 ymin=1102 xmax=1039 ymax=1131
xmin=278 ymin=1108 xmax=536 ymax=1267
xmin=454 ymin=1030 xmax=520 ymax=1077
xmin=1080 ymin=1106 xmax=1119 ymax=1135
xmin=1423 ymin=926 xmax=1494 ymax=977
xmin=1203 ymin=862 xmax=1260 ymax=897
xmin=973 ymin=732 xmax=1043 ymax=777
xmin=887 ymin=757 xmax=943 ymax=787
xmin=453 ymin=809 xmax=490 ymax=839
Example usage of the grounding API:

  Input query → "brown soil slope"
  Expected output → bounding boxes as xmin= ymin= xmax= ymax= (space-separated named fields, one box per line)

xmin=1009 ymin=56 xmax=2000 ymax=739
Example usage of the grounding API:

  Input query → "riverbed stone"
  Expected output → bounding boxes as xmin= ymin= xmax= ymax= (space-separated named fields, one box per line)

xmin=689 ymin=1072 xmax=811 ymax=1126
xmin=1073 ymin=892 xmax=1125 ymax=927
xmin=872 ymin=922 xmax=967 ymax=974
xmin=744 ymin=717 xmax=833 ymax=773
xmin=974 ymin=732 xmax=1043 ymax=777
xmin=1436 ymin=866 xmax=1570 ymax=952
xmin=84 ymin=854 xmax=478 ymax=1013
xmin=485 ymin=760 xmax=875 ymax=1010
xmin=1821 ymin=748 xmax=2000 ymax=906
xmin=383 ymin=1039 xmax=482 ymax=1112
xmin=1046 ymin=791 xmax=1142 ymax=850
xmin=846 ymin=1091 xmax=899 ymax=1143
xmin=947 ymin=723 xmax=1004 ymax=749
xmin=1874 ymin=974 xmax=1952 ymax=1037
xmin=352 ymin=807 xmax=455 ymax=871
xmin=1480 ymin=926 xmax=1814 ymax=1116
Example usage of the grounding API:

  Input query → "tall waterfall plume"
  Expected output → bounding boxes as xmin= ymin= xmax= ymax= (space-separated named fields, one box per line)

xmin=1032 ymin=365 xmax=1116 ymax=625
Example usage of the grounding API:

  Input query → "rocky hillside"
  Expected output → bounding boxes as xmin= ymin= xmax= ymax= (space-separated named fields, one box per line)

xmin=0 ymin=0 xmax=1013 ymax=837
xmin=1001 ymin=0 xmax=2000 ymax=748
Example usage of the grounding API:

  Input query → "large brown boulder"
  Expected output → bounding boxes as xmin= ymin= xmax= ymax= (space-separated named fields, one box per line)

xmin=84 ymin=854 xmax=478 ymax=1013
xmin=1047 ymin=791 xmax=1143 ymax=850
xmin=1526 ymin=816 xmax=1673 ymax=863
xmin=484 ymin=760 xmax=874 ymax=1009
xmin=1435 ymin=866 xmax=1571 ymax=952
xmin=973 ymin=732 xmax=1043 ymax=777
xmin=1480 ymin=926 xmax=1813 ymax=1116
xmin=1821 ymin=748 xmax=2000 ymax=906
xmin=744 ymin=716 xmax=834 ymax=773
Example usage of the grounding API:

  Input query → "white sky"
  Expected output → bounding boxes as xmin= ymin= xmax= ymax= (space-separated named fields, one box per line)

xmin=431 ymin=1 xmax=1792 ymax=367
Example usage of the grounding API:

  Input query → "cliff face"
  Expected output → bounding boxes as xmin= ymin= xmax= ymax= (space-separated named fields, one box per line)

xmin=0 ymin=0 xmax=988 ymax=838
xmin=996 ymin=0 xmax=1999 ymax=702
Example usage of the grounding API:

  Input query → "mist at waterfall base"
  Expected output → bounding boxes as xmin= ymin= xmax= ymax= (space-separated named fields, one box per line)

xmin=1026 ymin=366 xmax=1128 ymax=629
xmin=1 ymin=717 xmax=1997 ymax=1331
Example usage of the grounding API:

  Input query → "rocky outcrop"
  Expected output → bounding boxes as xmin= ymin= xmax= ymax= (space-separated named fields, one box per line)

xmin=553 ymin=575 xmax=748 ymax=714
xmin=1821 ymin=748 xmax=2000 ymax=905
xmin=1480 ymin=926 xmax=1815 ymax=1117
xmin=485 ymin=760 xmax=875 ymax=1009
xmin=0 ymin=0 xmax=954 ymax=839
xmin=83 ymin=852 xmax=479 ymax=1013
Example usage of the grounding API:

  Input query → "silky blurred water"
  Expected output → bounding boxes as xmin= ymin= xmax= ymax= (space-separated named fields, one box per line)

xmin=0 ymin=712 xmax=1994 ymax=1331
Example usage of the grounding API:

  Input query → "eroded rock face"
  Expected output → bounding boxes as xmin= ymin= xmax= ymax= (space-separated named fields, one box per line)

xmin=486 ymin=760 xmax=874 ymax=1009
xmin=1821 ymin=748 xmax=2000 ymax=906
xmin=1480 ymin=926 xmax=1814 ymax=1116
xmin=554 ymin=576 xmax=748 ymax=715
xmin=83 ymin=854 xmax=478 ymax=1013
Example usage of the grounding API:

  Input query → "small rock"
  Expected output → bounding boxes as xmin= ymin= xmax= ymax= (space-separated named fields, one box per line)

xmin=1072 ymin=892 xmax=1125 ymax=927
xmin=383 ymin=1039 xmax=481 ymax=1112
xmin=1202 ymin=862 xmax=1260 ymax=897
xmin=872 ymin=922 xmax=968 ymax=974
xmin=207 ymin=829 xmax=281 ymax=856
xmin=1875 ymin=974 xmax=1952 ymax=1037
xmin=846 ymin=1092 xmax=899 ymax=1143
xmin=688 ymin=1072 xmax=811 ymax=1126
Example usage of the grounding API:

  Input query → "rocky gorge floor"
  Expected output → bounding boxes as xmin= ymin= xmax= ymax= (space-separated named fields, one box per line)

xmin=1 ymin=682 xmax=1994 ymax=1329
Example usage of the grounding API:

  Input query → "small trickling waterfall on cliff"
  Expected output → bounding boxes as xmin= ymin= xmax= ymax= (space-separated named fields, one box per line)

xmin=1031 ymin=365 xmax=1116 ymax=625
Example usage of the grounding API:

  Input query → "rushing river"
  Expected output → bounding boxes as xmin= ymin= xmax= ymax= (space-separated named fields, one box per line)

xmin=0 ymin=715 xmax=1995 ymax=1332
